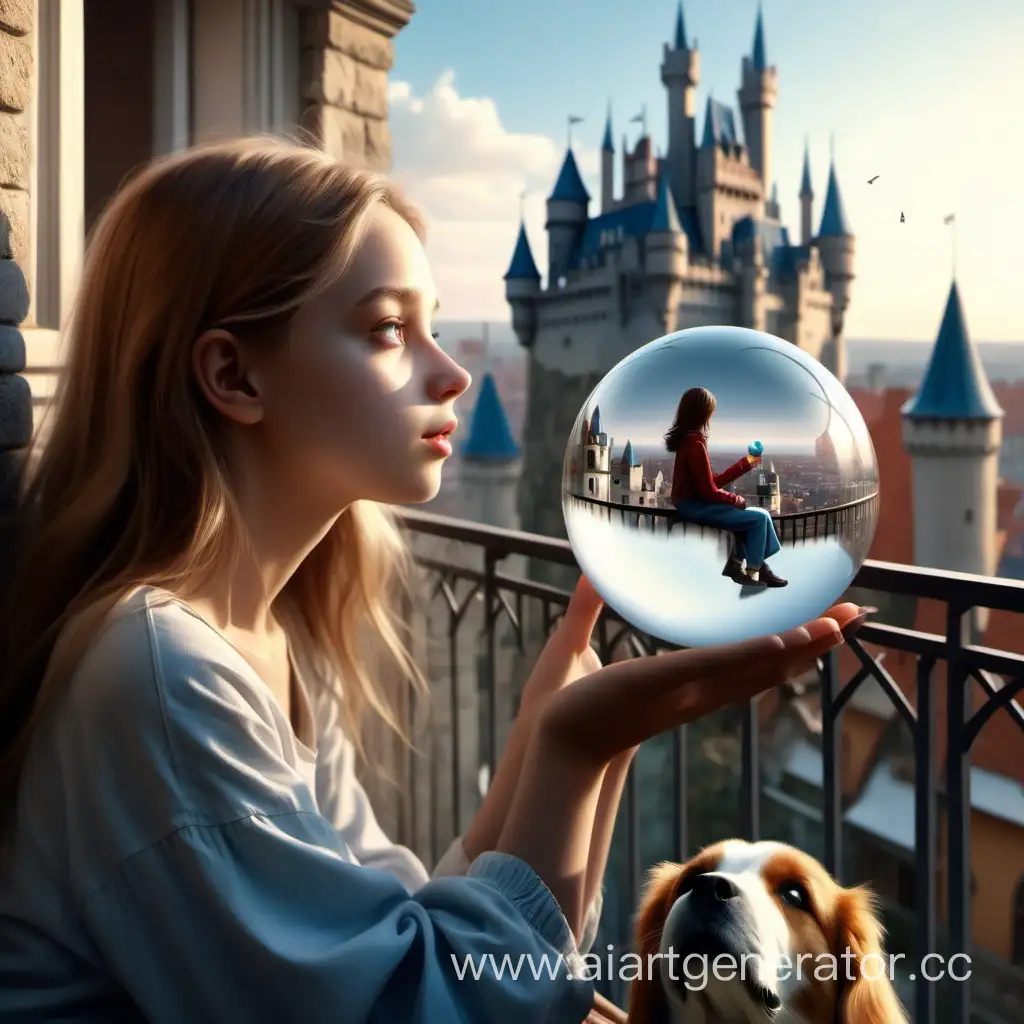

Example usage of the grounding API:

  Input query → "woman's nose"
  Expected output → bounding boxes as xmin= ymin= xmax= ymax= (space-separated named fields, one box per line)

xmin=426 ymin=353 xmax=472 ymax=403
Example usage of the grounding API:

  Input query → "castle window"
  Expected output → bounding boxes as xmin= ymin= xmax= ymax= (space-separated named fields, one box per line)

xmin=588 ymin=478 xmax=595 ymax=494
xmin=587 ymin=450 xmax=595 ymax=469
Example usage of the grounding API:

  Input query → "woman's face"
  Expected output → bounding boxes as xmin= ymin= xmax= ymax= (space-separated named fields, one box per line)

xmin=255 ymin=203 xmax=472 ymax=509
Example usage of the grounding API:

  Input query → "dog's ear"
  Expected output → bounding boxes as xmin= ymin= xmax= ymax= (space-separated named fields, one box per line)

xmin=626 ymin=863 xmax=680 ymax=1024
xmin=834 ymin=886 xmax=909 ymax=1024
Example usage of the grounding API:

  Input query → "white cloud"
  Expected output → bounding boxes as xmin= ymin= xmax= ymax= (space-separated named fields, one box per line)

xmin=387 ymin=71 xmax=600 ymax=320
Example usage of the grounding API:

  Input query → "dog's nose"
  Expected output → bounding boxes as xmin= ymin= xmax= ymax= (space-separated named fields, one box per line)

xmin=691 ymin=873 xmax=740 ymax=903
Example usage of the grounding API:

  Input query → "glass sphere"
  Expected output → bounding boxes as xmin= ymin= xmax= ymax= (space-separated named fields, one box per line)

xmin=562 ymin=325 xmax=879 ymax=648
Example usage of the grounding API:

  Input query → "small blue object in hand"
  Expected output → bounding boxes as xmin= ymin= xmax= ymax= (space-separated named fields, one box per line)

xmin=748 ymin=440 xmax=764 ymax=457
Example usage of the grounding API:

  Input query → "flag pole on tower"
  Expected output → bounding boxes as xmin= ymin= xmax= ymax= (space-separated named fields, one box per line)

xmin=944 ymin=213 xmax=957 ymax=279
xmin=567 ymin=115 xmax=584 ymax=148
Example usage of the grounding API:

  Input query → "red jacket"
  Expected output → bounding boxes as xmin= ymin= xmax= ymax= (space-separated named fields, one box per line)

xmin=670 ymin=432 xmax=750 ymax=508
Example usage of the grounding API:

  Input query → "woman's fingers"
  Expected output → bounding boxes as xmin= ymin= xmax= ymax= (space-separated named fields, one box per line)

xmin=558 ymin=574 xmax=605 ymax=652
xmin=544 ymin=612 xmax=850 ymax=762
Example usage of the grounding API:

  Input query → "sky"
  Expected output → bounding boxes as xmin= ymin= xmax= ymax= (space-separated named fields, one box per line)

xmin=389 ymin=0 xmax=1024 ymax=343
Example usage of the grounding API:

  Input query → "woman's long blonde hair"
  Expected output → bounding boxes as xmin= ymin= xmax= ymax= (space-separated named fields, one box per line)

xmin=0 ymin=135 xmax=429 ymax=848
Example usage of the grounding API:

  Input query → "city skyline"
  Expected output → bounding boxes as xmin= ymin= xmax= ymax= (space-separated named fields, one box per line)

xmin=390 ymin=0 xmax=1023 ymax=342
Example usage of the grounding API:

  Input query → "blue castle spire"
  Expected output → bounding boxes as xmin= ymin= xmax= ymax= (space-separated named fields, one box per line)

xmin=902 ymin=282 xmax=1003 ymax=421
xmin=650 ymin=168 xmax=682 ymax=233
xmin=674 ymin=0 xmax=687 ymax=50
xmin=818 ymin=161 xmax=851 ymax=237
xmin=548 ymin=148 xmax=590 ymax=203
xmin=602 ymin=103 xmax=613 ymax=152
xmin=752 ymin=6 xmax=767 ymax=69
xmin=800 ymin=139 xmax=813 ymax=197
xmin=462 ymin=373 xmax=520 ymax=461
xmin=621 ymin=440 xmax=641 ymax=467
xmin=504 ymin=221 xmax=540 ymax=280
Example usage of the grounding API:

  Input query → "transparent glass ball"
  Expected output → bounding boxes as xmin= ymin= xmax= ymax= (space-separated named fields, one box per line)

xmin=562 ymin=326 xmax=879 ymax=648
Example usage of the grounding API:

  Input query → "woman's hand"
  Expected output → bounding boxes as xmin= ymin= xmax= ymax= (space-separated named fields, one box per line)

xmin=496 ymin=603 xmax=862 ymax=937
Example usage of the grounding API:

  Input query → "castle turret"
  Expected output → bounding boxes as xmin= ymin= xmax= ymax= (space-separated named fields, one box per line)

xmin=545 ymin=147 xmax=589 ymax=286
xmin=660 ymin=0 xmax=700 ymax=208
xmin=504 ymin=220 xmax=541 ymax=348
xmin=902 ymin=281 xmax=1004 ymax=631
xmin=460 ymin=372 xmax=522 ymax=530
xmin=582 ymin=405 xmax=611 ymax=501
xmin=815 ymin=154 xmax=854 ymax=383
xmin=737 ymin=6 xmax=777 ymax=204
xmin=645 ymin=170 xmax=688 ymax=334
xmin=799 ymin=138 xmax=813 ymax=245
xmin=601 ymin=103 xmax=615 ymax=213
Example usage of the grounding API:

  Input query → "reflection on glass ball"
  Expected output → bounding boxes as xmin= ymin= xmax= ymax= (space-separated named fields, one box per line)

xmin=561 ymin=325 xmax=880 ymax=648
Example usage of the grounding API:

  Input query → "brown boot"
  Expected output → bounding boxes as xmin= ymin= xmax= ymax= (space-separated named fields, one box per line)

xmin=757 ymin=562 xmax=788 ymax=587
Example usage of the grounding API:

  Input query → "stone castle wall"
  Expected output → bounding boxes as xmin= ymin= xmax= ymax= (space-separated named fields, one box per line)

xmin=0 ymin=1 xmax=32 ymax=275
xmin=300 ymin=1 xmax=412 ymax=171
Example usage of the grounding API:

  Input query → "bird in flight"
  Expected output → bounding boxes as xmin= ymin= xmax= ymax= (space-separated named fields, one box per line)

xmin=867 ymin=175 xmax=880 ymax=184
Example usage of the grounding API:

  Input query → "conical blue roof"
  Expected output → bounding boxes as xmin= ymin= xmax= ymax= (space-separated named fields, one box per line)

xmin=549 ymin=148 xmax=590 ymax=203
xmin=674 ymin=0 xmax=687 ymax=50
xmin=503 ymin=222 xmax=540 ymax=280
xmin=462 ymin=373 xmax=520 ymax=461
xmin=800 ymin=141 xmax=812 ymax=197
xmin=902 ymin=282 xmax=1003 ymax=421
xmin=602 ymin=106 xmax=613 ymax=152
xmin=650 ymin=170 xmax=682 ymax=233
xmin=818 ymin=162 xmax=851 ymax=237
xmin=752 ymin=7 xmax=767 ymax=69
xmin=621 ymin=440 xmax=641 ymax=467
xmin=589 ymin=406 xmax=602 ymax=436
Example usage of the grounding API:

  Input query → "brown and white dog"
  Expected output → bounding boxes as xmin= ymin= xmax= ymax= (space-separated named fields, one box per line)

xmin=625 ymin=840 xmax=909 ymax=1024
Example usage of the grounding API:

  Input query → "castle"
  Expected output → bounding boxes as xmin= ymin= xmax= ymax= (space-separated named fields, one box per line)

xmin=503 ymin=2 xmax=856 ymax=553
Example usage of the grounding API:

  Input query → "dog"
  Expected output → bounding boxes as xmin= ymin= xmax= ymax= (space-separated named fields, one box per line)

xmin=625 ymin=840 xmax=909 ymax=1024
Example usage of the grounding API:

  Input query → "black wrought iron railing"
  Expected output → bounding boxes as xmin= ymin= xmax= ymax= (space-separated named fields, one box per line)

xmin=395 ymin=507 xmax=1024 ymax=1024
xmin=565 ymin=489 xmax=880 ymax=544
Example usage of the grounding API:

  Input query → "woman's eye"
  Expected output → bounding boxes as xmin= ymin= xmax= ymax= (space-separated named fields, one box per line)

xmin=374 ymin=321 xmax=404 ymax=345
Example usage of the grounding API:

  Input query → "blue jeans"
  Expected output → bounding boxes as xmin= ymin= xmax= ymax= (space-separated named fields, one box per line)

xmin=674 ymin=500 xmax=781 ymax=569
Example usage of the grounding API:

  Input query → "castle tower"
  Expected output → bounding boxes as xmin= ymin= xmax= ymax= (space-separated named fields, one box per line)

xmin=614 ymin=439 xmax=643 ymax=498
xmin=660 ymin=0 xmax=700 ymax=208
xmin=646 ymin=169 xmax=688 ymax=334
xmin=799 ymin=139 xmax=814 ymax=245
xmin=460 ymin=372 xmax=522 ymax=530
xmin=601 ymin=103 xmax=615 ymax=213
xmin=902 ymin=282 xmax=1004 ymax=621
xmin=756 ymin=460 xmax=781 ymax=514
xmin=503 ymin=220 xmax=541 ymax=347
xmin=582 ymin=406 xmax=611 ymax=501
xmin=737 ymin=6 xmax=778 ymax=202
xmin=545 ymin=147 xmax=590 ymax=285
xmin=815 ymin=153 xmax=854 ymax=383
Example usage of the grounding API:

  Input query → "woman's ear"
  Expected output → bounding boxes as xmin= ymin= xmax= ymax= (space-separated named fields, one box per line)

xmin=834 ymin=886 xmax=909 ymax=1024
xmin=625 ymin=863 xmax=679 ymax=1023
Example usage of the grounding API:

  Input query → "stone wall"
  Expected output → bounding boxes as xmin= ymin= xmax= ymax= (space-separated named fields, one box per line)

xmin=0 ymin=1 xmax=32 ymax=274
xmin=299 ymin=0 xmax=413 ymax=170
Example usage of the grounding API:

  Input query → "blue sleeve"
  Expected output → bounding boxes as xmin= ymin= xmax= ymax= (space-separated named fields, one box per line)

xmin=80 ymin=810 xmax=593 ymax=1023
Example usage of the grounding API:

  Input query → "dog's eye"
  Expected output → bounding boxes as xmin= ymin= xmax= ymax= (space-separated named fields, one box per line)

xmin=778 ymin=880 xmax=810 ymax=911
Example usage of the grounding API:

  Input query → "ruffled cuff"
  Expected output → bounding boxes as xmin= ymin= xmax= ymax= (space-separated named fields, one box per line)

xmin=433 ymin=835 xmax=604 ymax=953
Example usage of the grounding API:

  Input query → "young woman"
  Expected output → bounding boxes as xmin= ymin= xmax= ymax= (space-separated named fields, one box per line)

xmin=666 ymin=386 xmax=787 ymax=588
xmin=0 ymin=137 xmax=862 ymax=1022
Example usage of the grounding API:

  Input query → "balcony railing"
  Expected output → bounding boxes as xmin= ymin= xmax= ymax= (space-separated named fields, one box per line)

xmin=390 ymin=507 xmax=1024 ymax=1024
xmin=565 ymin=489 xmax=880 ymax=544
